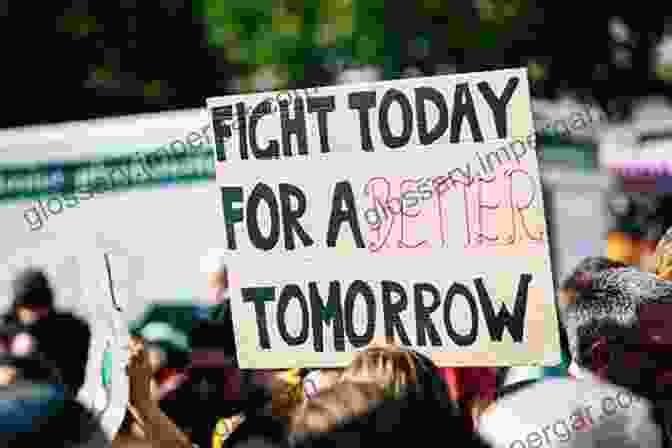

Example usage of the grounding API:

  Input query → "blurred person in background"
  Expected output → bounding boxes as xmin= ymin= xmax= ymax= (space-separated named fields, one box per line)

xmin=289 ymin=381 xmax=385 ymax=440
xmin=196 ymin=249 xmax=248 ymax=446
xmin=113 ymin=336 xmax=192 ymax=448
xmin=493 ymin=256 xmax=628 ymax=410
xmin=135 ymin=320 xmax=191 ymax=402
xmin=557 ymin=257 xmax=628 ymax=310
xmin=0 ymin=276 xmax=108 ymax=447
xmin=214 ymin=368 xmax=308 ymax=448
xmin=338 ymin=345 xmax=417 ymax=394
xmin=399 ymin=349 xmax=461 ymax=419
xmin=561 ymin=266 xmax=672 ymax=445
xmin=289 ymin=380 xmax=488 ymax=448
xmin=201 ymin=249 xmax=290 ymax=446
xmin=0 ymin=320 xmax=62 ymax=386
xmin=1 ymin=267 xmax=91 ymax=398
xmin=0 ymin=380 xmax=110 ymax=447
xmin=129 ymin=305 xmax=195 ymax=441
xmin=332 ymin=344 xmax=459 ymax=421
xmin=479 ymin=372 xmax=661 ymax=448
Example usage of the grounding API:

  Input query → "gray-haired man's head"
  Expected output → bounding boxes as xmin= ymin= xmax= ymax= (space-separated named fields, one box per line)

xmin=561 ymin=267 xmax=672 ymax=401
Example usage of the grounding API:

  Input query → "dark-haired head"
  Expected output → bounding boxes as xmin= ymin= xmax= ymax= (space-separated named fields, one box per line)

xmin=561 ymin=267 xmax=672 ymax=402
xmin=10 ymin=268 xmax=54 ymax=323
xmin=290 ymin=380 xmax=485 ymax=448
xmin=338 ymin=345 xmax=459 ymax=418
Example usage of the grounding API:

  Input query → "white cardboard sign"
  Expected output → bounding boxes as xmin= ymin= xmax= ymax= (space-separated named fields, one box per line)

xmin=206 ymin=68 xmax=560 ymax=368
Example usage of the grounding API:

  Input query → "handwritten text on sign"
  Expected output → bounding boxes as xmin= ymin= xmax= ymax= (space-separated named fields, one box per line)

xmin=207 ymin=68 xmax=560 ymax=368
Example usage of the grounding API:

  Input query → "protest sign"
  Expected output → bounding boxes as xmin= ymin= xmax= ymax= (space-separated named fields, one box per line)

xmin=206 ymin=68 xmax=560 ymax=368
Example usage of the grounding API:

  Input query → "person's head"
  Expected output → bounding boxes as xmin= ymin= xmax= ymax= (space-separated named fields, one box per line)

xmin=289 ymin=381 xmax=385 ymax=438
xmin=137 ymin=322 xmax=190 ymax=373
xmin=656 ymin=226 xmax=672 ymax=281
xmin=558 ymin=257 xmax=627 ymax=310
xmin=11 ymin=268 xmax=54 ymax=324
xmin=290 ymin=379 xmax=485 ymax=448
xmin=338 ymin=345 xmax=417 ymax=397
xmin=339 ymin=345 xmax=459 ymax=417
xmin=201 ymin=249 xmax=229 ymax=304
xmin=561 ymin=267 xmax=672 ymax=401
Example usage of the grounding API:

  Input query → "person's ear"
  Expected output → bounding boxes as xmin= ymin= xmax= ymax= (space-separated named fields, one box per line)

xmin=590 ymin=336 xmax=610 ymax=376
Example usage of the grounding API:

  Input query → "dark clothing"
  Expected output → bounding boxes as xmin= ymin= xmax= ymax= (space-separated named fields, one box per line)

xmin=10 ymin=268 xmax=54 ymax=308
xmin=220 ymin=381 xmax=288 ymax=448
xmin=495 ymin=378 xmax=539 ymax=400
xmin=291 ymin=392 xmax=486 ymax=448
xmin=2 ymin=311 xmax=91 ymax=395
xmin=227 ymin=408 xmax=288 ymax=448
xmin=410 ymin=351 xmax=462 ymax=419
xmin=0 ymin=381 xmax=109 ymax=447
xmin=0 ymin=319 xmax=63 ymax=384
xmin=205 ymin=300 xmax=237 ymax=360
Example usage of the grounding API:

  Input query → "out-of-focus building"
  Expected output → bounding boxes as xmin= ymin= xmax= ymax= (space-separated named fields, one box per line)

xmin=598 ymin=96 xmax=672 ymax=271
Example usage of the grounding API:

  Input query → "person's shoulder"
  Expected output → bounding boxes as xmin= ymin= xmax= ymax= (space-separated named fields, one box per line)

xmin=480 ymin=377 xmax=659 ymax=448
xmin=49 ymin=311 xmax=91 ymax=333
xmin=52 ymin=310 xmax=88 ymax=325
xmin=491 ymin=376 xmax=643 ymax=410
xmin=0 ymin=383 xmax=110 ymax=447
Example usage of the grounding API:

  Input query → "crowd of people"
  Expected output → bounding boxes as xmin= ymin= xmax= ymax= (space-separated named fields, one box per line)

xmin=5 ymin=228 xmax=672 ymax=447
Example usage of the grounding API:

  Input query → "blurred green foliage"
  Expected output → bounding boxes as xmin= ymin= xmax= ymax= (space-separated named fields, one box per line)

xmin=3 ymin=1 xmax=672 ymax=128
xmin=199 ymin=0 xmax=388 ymax=86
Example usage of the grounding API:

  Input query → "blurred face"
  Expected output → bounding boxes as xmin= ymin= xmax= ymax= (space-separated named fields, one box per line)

xmin=15 ymin=305 xmax=49 ymax=325
xmin=0 ymin=366 xmax=18 ymax=386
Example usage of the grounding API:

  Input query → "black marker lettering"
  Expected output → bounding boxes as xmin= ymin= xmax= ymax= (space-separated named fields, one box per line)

xmin=415 ymin=87 xmax=449 ymax=145
xmin=348 ymin=91 xmax=376 ymax=152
